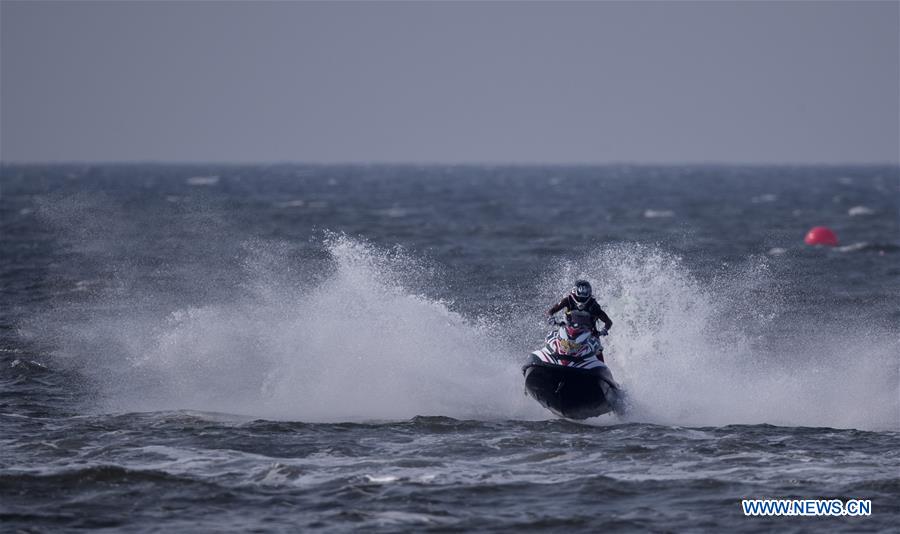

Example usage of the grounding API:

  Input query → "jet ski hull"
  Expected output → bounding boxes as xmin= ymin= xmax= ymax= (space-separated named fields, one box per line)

xmin=523 ymin=356 xmax=620 ymax=419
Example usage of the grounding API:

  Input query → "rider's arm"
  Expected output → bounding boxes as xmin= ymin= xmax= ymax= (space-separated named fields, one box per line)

xmin=547 ymin=296 xmax=569 ymax=316
xmin=593 ymin=302 xmax=613 ymax=330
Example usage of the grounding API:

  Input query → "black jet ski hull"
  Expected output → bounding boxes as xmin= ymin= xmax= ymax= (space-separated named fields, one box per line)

xmin=523 ymin=357 xmax=620 ymax=420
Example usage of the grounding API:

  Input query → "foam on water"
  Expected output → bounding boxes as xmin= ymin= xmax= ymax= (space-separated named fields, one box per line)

xmin=27 ymin=217 xmax=898 ymax=429
xmin=37 ymin=234 xmax=537 ymax=422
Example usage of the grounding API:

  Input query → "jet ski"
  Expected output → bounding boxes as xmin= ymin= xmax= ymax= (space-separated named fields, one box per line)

xmin=523 ymin=310 xmax=624 ymax=419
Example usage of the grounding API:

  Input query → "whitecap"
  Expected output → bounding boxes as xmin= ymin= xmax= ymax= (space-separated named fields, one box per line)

xmin=644 ymin=209 xmax=675 ymax=219
xmin=373 ymin=511 xmax=444 ymax=525
xmin=186 ymin=176 xmax=220 ymax=186
xmin=751 ymin=194 xmax=777 ymax=204
xmin=837 ymin=242 xmax=869 ymax=253
xmin=274 ymin=199 xmax=306 ymax=209
xmin=73 ymin=280 xmax=96 ymax=292
xmin=10 ymin=359 xmax=47 ymax=371
xmin=374 ymin=207 xmax=410 ymax=218
xmin=365 ymin=474 xmax=400 ymax=484
xmin=848 ymin=206 xmax=875 ymax=216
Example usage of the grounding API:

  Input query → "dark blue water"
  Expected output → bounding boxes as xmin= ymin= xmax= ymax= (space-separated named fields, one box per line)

xmin=2 ymin=164 xmax=898 ymax=531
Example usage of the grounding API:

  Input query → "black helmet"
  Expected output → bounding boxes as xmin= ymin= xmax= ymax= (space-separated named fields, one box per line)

xmin=572 ymin=279 xmax=592 ymax=305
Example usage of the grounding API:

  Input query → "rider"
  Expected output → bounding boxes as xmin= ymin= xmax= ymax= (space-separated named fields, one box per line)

xmin=546 ymin=279 xmax=613 ymax=340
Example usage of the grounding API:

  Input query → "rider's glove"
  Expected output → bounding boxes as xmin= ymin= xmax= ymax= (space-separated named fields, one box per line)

xmin=597 ymin=328 xmax=609 ymax=337
xmin=546 ymin=315 xmax=558 ymax=326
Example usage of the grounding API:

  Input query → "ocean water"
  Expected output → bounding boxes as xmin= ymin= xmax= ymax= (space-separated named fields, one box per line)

xmin=1 ymin=164 xmax=898 ymax=531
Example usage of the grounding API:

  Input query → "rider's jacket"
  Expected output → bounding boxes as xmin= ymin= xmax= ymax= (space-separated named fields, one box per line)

xmin=547 ymin=295 xmax=613 ymax=333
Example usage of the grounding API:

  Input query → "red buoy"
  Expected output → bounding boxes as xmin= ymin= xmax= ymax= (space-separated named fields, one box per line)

xmin=804 ymin=226 xmax=839 ymax=246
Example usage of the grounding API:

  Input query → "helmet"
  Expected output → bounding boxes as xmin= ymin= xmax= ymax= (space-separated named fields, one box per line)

xmin=572 ymin=280 xmax=592 ymax=307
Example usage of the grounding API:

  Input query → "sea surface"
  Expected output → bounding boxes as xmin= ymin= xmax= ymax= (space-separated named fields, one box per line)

xmin=1 ymin=164 xmax=898 ymax=532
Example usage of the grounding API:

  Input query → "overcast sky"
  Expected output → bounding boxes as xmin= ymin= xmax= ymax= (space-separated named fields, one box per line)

xmin=2 ymin=1 xmax=898 ymax=164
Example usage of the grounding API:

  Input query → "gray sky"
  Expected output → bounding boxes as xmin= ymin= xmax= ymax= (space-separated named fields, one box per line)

xmin=2 ymin=1 xmax=898 ymax=164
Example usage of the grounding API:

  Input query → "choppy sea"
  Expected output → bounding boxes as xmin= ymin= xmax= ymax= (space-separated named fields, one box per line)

xmin=2 ymin=164 xmax=898 ymax=532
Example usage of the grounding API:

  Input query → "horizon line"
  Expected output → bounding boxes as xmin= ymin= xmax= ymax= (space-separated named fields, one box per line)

xmin=2 ymin=159 xmax=899 ymax=168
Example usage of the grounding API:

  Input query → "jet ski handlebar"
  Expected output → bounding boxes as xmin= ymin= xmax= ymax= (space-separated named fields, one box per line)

xmin=548 ymin=316 xmax=606 ymax=335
